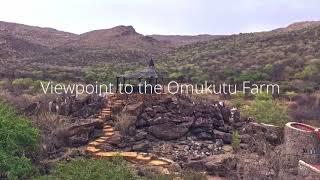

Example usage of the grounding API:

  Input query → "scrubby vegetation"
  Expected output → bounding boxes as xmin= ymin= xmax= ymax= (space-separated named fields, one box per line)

xmin=0 ymin=102 xmax=39 ymax=179
xmin=35 ymin=157 xmax=138 ymax=180
xmin=115 ymin=112 xmax=136 ymax=134
xmin=232 ymin=131 xmax=241 ymax=152
xmin=159 ymin=26 xmax=320 ymax=93
xmin=143 ymin=169 xmax=207 ymax=180
xmin=2 ymin=22 xmax=320 ymax=95
xmin=241 ymin=93 xmax=290 ymax=126
xmin=289 ymin=93 xmax=320 ymax=123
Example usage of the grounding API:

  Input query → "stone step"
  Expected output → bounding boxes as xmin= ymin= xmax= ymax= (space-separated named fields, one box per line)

xmin=101 ymin=112 xmax=111 ymax=115
xmin=103 ymin=128 xmax=114 ymax=132
xmin=89 ymin=141 xmax=102 ymax=146
xmin=86 ymin=98 xmax=174 ymax=169
xmin=102 ymin=109 xmax=111 ymax=112
xmin=148 ymin=160 xmax=170 ymax=166
xmin=103 ymin=126 xmax=113 ymax=129
xmin=95 ymin=152 xmax=138 ymax=159
xmin=101 ymin=111 xmax=111 ymax=113
xmin=104 ymin=124 xmax=112 ymax=128
xmin=136 ymin=153 xmax=152 ymax=162
xmin=101 ymin=113 xmax=111 ymax=116
xmin=86 ymin=146 xmax=101 ymax=153
xmin=104 ymin=132 xmax=114 ymax=136
xmin=99 ymin=137 xmax=110 ymax=140
xmin=95 ymin=139 xmax=107 ymax=143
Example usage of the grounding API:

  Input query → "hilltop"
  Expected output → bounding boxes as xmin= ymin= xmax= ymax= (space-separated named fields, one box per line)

xmin=0 ymin=20 xmax=319 ymax=92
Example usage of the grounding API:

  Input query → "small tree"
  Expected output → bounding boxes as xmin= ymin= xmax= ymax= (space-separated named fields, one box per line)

xmin=0 ymin=102 xmax=39 ymax=179
xmin=242 ymin=92 xmax=289 ymax=126
xmin=232 ymin=131 xmax=241 ymax=152
xmin=285 ymin=91 xmax=298 ymax=102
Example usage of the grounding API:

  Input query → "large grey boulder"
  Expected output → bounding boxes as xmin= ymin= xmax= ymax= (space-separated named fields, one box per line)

xmin=148 ymin=122 xmax=189 ymax=140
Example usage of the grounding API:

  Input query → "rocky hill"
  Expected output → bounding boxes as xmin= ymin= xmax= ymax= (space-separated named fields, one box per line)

xmin=274 ymin=21 xmax=320 ymax=33
xmin=0 ymin=20 xmax=320 ymax=92
xmin=159 ymin=21 xmax=320 ymax=92
xmin=0 ymin=21 xmax=77 ymax=47
xmin=149 ymin=34 xmax=225 ymax=46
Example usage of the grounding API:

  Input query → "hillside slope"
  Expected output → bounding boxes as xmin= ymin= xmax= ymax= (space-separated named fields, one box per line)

xmin=0 ymin=21 xmax=77 ymax=47
xmin=0 ymin=20 xmax=319 ymax=93
xmin=159 ymin=22 xmax=320 ymax=92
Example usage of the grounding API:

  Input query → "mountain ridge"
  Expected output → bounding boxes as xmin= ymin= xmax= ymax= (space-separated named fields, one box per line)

xmin=0 ymin=20 xmax=320 ymax=91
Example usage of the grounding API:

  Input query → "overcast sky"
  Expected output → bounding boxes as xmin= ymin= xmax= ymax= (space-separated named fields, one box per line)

xmin=0 ymin=0 xmax=319 ymax=35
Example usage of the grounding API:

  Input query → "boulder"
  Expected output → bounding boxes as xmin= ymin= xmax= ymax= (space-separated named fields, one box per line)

xmin=185 ymin=152 xmax=237 ymax=177
xmin=136 ymin=118 xmax=148 ymax=128
xmin=196 ymin=132 xmax=214 ymax=141
xmin=132 ymin=141 xmax=150 ymax=152
xmin=148 ymin=122 xmax=189 ymax=140
xmin=123 ymin=102 xmax=144 ymax=116
xmin=205 ymin=153 xmax=237 ymax=177
xmin=134 ymin=131 xmax=148 ymax=141
xmin=213 ymin=130 xmax=232 ymax=144
xmin=107 ymin=132 xmax=122 ymax=146
xmin=54 ymin=118 xmax=103 ymax=147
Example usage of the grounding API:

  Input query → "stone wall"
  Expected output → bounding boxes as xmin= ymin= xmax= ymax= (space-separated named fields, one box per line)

xmin=284 ymin=122 xmax=320 ymax=165
xmin=298 ymin=160 xmax=320 ymax=179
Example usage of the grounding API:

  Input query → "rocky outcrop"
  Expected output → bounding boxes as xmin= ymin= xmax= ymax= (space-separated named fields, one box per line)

xmin=52 ymin=118 xmax=103 ymax=147
xmin=185 ymin=152 xmax=237 ymax=177
xmin=133 ymin=95 xmax=234 ymax=142
xmin=100 ymin=94 xmax=245 ymax=167
xmin=49 ymin=94 xmax=104 ymax=118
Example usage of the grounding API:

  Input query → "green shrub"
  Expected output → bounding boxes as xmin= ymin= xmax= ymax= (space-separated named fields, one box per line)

xmin=241 ymin=93 xmax=289 ymax=126
xmin=285 ymin=91 xmax=298 ymax=102
xmin=235 ymin=70 xmax=269 ymax=82
xmin=144 ymin=170 xmax=206 ymax=180
xmin=84 ymin=64 xmax=118 ymax=83
xmin=34 ymin=157 xmax=138 ymax=180
xmin=295 ymin=59 xmax=320 ymax=80
xmin=11 ymin=78 xmax=46 ymax=93
xmin=231 ymin=131 xmax=241 ymax=152
xmin=12 ymin=78 xmax=34 ymax=89
xmin=0 ymin=102 xmax=39 ymax=179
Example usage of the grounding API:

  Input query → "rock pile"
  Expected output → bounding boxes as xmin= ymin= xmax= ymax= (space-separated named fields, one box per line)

xmin=25 ymin=94 xmax=104 ymax=117
xmin=135 ymin=95 xmax=236 ymax=142
xmin=104 ymin=94 xmax=245 ymax=166
xmin=49 ymin=94 xmax=104 ymax=118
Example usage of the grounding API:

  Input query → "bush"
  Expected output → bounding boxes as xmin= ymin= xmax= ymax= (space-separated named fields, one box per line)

xmin=11 ymin=78 xmax=47 ymax=94
xmin=242 ymin=93 xmax=289 ymax=126
xmin=285 ymin=91 xmax=298 ymax=102
xmin=0 ymin=102 xmax=39 ymax=179
xmin=144 ymin=170 xmax=206 ymax=180
xmin=115 ymin=113 xmax=136 ymax=134
xmin=84 ymin=64 xmax=118 ymax=84
xmin=35 ymin=157 xmax=137 ymax=180
xmin=235 ymin=70 xmax=269 ymax=82
xmin=11 ymin=78 xmax=34 ymax=89
xmin=289 ymin=93 xmax=320 ymax=121
xmin=230 ymin=91 xmax=247 ymax=108
xmin=232 ymin=131 xmax=241 ymax=152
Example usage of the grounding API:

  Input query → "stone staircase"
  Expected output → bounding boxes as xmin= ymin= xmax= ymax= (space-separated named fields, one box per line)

xmin=85 ymin=94 xmax=173 ymax=169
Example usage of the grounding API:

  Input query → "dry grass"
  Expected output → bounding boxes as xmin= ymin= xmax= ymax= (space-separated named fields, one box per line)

xmin=115 ymin=112 xmax=136 ymax=134
xmin=32 ymin=112 xmax=65 ymax=132
xmin=289 ymin=93 xmax=320 ymax=122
